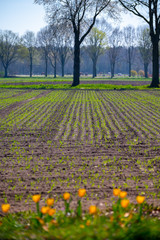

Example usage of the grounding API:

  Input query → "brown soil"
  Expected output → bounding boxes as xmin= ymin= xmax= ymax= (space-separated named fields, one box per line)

xmin=0 ymin=89 xmax=160 ymax=214
xmin=4 ymin=80 xmax=151 ymax=86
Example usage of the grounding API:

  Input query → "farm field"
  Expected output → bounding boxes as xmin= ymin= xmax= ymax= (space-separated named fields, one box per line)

xmin=0 ymin=87 xmax=160 ymax=213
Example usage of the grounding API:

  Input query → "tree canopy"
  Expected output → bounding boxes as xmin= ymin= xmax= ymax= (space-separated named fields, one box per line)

xmin=35 ymin=0 xmax=118 ymax=85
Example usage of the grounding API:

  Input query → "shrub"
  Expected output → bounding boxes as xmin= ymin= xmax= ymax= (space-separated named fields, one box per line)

xmin=138 ymin=70 xmax=145 ymax=77
xmin=131 ymin=70 xmax=137 ymax=77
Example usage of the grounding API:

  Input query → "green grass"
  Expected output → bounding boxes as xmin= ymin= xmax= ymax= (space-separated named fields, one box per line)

xmin=0 ymin=83 xmax=158 ymax=90
xmin=0 ymin=76 xmax=158 ymax=90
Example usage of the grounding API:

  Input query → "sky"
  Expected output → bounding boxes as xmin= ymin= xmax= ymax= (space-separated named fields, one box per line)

xmin=0 ymin=0 xmax=146 ymax=36
xmin=0 ymin=0 xmax=46 ymax=35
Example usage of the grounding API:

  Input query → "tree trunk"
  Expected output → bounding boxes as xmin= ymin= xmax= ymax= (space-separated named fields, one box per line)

xmin=54 ymin=56 xmax=57 ymax=78
xmin=111 ymin=62 xmax=115 ymax=78
xmin=45 ymin=55 xmax=48 ymax=77
xmin=144 ymin=63 xmax=148 ymax=78
xmin=72 ymin=34 xmax=80 ymax=86
xmin=4 ymin=66 xmax=8 ymax=78
xmin=150 ymin=36 xmax=159 ymax=87
xmin=92 ymin=59 xmax=97 ymax=78
xmin=128 ymin=48 xmax=131 ymax=77
xmin=61 ymin=57 xmax=64 ymax=77
xmin=30 ymin=56 xmax=32 ymax=78
xmin=129 ymin=61 xmax=131 ymax=77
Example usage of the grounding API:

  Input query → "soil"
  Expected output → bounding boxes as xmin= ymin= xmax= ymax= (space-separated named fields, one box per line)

xmin=0 ymin=88 xmax=160 ymax=214
xmin=4 ymin=80 xmax=151 ymax=86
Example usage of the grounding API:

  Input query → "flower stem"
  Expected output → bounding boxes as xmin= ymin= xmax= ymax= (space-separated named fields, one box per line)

xmin=138 ymin=204 xmax=142 ymax=222
xmin=65 ymin=200 xmax=70 ymax=216
xmin=36 ymin=202 xmax=39 ymax=215
xmin=77 ymin=200 xmax=82 ymax=218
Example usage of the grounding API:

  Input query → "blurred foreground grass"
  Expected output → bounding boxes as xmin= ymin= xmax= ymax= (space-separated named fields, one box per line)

xmin=1 ymin=189 xmax=160 ymax=240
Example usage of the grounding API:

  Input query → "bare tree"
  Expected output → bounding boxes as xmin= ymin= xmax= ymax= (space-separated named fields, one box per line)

xmin=47 ymin=26 xmax=58 ymax=78
xmin=123 ymin=26 xmax=136 ymax=77
xmin=56 ymin=23 xmax=72 ymax=77
xmin=137 ymin=27 xmax=152 ymax=78
xmin=119 ymin=0 xmax=160 ymax=87
xmin=23 ymin=31 xmax=36 ymax=77
xmin=34 ymin=0 xmax=118 ymax=86
xmin=86 ymin=27 xmax=107 ymax=78
xmin=0 ymin=30 xmax=19 ymax=77
xmin=108 ymin=28 xmax=122 ymax=78
xmin=94 ymin=18 xmax=112 ymax=34
xmin=37 ymin=27 xmax=51 ymax=77
xmin=47 ymin=23 xmax=72 ymax=77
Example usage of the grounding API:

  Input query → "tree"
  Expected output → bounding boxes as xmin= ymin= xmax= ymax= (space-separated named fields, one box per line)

xmin=86 ymin=27 xmax=107 ymax=78
xmin=119 ymin=0 xmax=160 ymax=87
xmin=47 ymin=25 xmax=58 ymax=78
xmin=0 ymin=30 xmax=19 ymax=77
xmin=123 ymin=26 xmax=136 ymax=77
xmin=34 ymin=0 xmax=117 ymax=86
xmin=56 ymin=23 xmax=72 ymax=77
xmin=137 ymin=27 xmax=152 ymax=78
xmin=108 ymin=28 xmax=122 ymax=78
xmin=49 ymin=46 xmax=58 ymax=78
xmin=37 ymin=27 xmax=51 ymax=77
xmin=23 ymin=31 xmax=36 ymax=77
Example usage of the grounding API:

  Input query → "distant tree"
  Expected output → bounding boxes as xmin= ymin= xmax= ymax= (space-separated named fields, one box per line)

xmin=37 ymin=27 xmax=51 ymax=77
xmin=47 ymin=25 xmax=58 ymax=78
xmin=123 ymin=26 xmax=136 ymax=77
xmin=119 ymin=0 xmax=160 ymax=87
xmin=86 ymin=27 xmax=107 ymax=78
xmin=17 ymin=45 xmax=30 ymax=73
xmin=0 ymin=30 xmax=19 ymax=77
xmin=108 ymin=28 xmax=122 ymax=78
xmin=49 ymin=47 xmax=57 ymax=78
xmin=34 ymin=0 xmax=118 ymax=86
xmin=56 ymin=23 xmax=72 ymax=77
xmin=94 ymin=18 xmax=112 ymax=35
xmin=137 ymin=27 xmax=152 ymax=78
xmin=23 ymin=31 xmax=36 ymax=77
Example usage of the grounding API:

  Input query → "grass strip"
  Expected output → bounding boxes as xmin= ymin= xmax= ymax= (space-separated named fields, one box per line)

xmin=0 ymin=83 xmax=159 ymax=90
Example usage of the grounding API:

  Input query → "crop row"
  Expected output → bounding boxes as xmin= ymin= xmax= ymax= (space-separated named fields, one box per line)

xmin=0 ymin=90 xmax=159 ymax=142
xmin=0 ymin=89 xmax=160 ymax=212
xmin=0 ymin=89 xmax=44 ymax=112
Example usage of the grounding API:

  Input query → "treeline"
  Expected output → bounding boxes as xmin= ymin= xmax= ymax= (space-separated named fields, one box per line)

xmin=0 ymin=22 xmax=152 ymax=78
